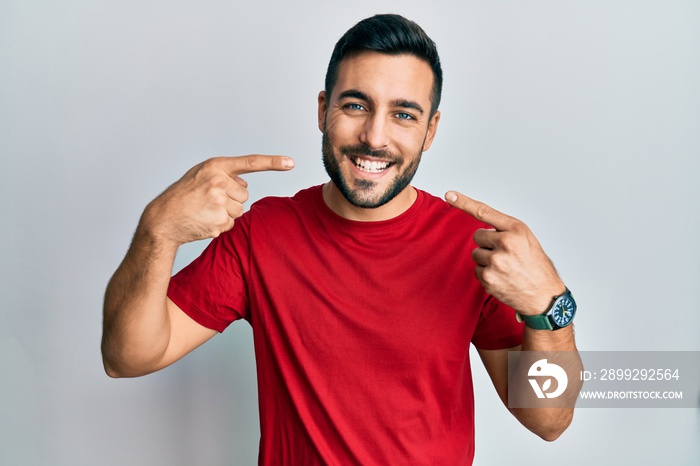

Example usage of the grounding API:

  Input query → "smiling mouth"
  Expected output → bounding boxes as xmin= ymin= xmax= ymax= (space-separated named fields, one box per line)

xmin=352 ymin=157 xmax=392 ymax=173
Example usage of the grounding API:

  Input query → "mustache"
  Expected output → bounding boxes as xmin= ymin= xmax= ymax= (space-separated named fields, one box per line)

xmin=339 ymin=143 xmax=393 ymax=160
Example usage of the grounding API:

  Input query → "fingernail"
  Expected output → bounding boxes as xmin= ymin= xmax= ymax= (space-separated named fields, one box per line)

xmin=283 ymin=158 xmax=295 ymax=168
xmin=446 ymin=192 xmax=457 ymax=202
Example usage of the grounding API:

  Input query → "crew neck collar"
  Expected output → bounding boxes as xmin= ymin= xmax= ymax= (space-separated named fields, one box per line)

xmin=313 ymin=185 xmax=425 ymax=232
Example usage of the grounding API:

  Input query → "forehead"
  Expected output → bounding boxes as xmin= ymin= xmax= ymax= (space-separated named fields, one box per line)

xmin=333 ymin=51 xmax=434 ymax=106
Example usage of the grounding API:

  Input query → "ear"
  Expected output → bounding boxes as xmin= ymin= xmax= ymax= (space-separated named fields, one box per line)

xmin=317 ymin=90 xmax=327 ymax=133
xmin=421 ymin=110 xmax=441 ymax=151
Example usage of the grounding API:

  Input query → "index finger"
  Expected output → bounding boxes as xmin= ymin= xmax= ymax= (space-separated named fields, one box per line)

xmin=445 ymin=190 xmax=517 ymax=231
xmin=222 ymin=154 xmax=295 ymax=176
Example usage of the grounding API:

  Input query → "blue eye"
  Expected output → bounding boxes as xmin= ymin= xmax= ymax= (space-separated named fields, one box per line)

xmin=346 ymin=103 xmax=365 ymax=111
xmin=395 ymin=112 xmax=414 ymax=121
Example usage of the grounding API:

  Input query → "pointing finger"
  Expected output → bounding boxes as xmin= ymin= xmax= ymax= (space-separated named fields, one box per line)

xmin=220 ymin=154 xmax=295 ymax=176
xmin=445 ymin=190 xmax=516 ymax=231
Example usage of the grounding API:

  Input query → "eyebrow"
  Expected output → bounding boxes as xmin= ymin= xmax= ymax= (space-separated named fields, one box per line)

xmin=337 ymin=89 xmax=425 ymax=116
xmin=391 ymin=99 xmax=425 ymax=116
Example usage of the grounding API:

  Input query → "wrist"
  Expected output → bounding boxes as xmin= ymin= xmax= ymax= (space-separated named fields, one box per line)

xmin=137 ymin=205 xmax=181 ymax=254
xmin=520 ymin=281 xmax=566 ymax=317
xmin=517 ymin=287 xmax=576 ymax=331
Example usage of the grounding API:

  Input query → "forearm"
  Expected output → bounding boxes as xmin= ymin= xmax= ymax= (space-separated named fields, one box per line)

xmin=102 ymin=211 xmax=179 ymax=378
xmin=521 ymin=324 xmax=577 ymax=352
xmin=510 ymin=326 xmax=582 ymax=440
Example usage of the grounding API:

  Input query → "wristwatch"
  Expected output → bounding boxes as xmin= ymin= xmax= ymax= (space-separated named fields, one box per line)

xmin=516 ymin=288 xmax=577 ymax=330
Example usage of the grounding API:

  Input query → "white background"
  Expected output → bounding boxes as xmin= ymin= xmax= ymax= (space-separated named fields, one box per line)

xmin=1 ymin=1 xmax=699 ymax=464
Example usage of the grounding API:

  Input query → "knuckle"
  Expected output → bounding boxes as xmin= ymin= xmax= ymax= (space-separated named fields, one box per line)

xmin=192 ymin=159 xmax=220 ymax=183
xmin=507 ymin=230 xmax=531 ymax=252
xmin=497 ymin=231 xmax=521 ymax=252
xmin=510 ymin=221 xmax=526 ymax=234
xmin=245 ymin=155 xmax=260 ymax=169
xmin=232 ymin=203 xmax=244 ymax=218
xmin=217 ymin=218 xmax=235 ymax=235
xmin=479 ymin=269 xmax=493 ymax=290
xmin=202 ymin=157 xmax=221 ymax=170
xmin=209 ymin=174 xmax=229 ymax=190
xmin=475 ymin=203 xmax=492 ymax=220
xmin=489 ymin=253 xmax=507 ymax=271
xmin=206 ymin=186 xmax=227 ymax=205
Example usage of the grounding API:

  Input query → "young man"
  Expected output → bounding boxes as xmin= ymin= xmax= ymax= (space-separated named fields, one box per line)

xmin=102 ymin=14 xmax=579 ymax=465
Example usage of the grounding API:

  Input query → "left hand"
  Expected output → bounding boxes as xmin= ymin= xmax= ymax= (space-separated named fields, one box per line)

xmin=445 ymin=191 xmax=565 ymax=316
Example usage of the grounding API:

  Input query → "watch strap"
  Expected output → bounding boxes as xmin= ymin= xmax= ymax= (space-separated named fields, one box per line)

xmin=518 ymin=312 xmax=554 ymax=330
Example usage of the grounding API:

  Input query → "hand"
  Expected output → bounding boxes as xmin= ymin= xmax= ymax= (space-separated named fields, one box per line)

xmin=445 ymin=191 xmax=564 ymax=315
xmin=143 ymin=155 xmax=294 ymax=247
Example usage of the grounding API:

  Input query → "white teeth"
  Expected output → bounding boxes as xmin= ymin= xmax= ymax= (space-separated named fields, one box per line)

xmin=353 ymin=157 xmax=390 ymax=173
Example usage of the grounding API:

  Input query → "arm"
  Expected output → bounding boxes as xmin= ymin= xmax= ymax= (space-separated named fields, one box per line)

xmin=102 ymin=155 xmax=295 ymax=378
xmin=446 ymin=191 xmax=581 ymax=440
xmin=478 ymin=326 xmax=581 ymax=441
xmin=101 ymin=216 xmax=217 ymax=378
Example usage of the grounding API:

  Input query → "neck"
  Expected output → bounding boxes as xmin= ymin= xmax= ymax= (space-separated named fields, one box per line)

xmin=322 ymin=182 xmax=417 ymax=222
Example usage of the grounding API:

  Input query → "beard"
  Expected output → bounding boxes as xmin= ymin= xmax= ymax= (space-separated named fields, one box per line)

xmin=321 ymin=130 xmax=423 ymax=209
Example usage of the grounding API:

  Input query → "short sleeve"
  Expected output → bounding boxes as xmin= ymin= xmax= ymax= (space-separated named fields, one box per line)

xmin=471 ymin=296 xmax=524 ymax=350
xmin=167 ymin=214 xmax=252 ymax=332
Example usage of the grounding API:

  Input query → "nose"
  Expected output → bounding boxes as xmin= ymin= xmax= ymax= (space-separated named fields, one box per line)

xmin=359 ymin=113 xmax=390 ymax=151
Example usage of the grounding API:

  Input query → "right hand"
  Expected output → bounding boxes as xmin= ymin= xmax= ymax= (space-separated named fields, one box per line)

xmin=142 ymin=154 xmax=295 ymax=247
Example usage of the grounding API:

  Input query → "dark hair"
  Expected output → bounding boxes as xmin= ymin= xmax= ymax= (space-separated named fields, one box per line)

xmin=324 ymin=14 xmax=443 ymax=117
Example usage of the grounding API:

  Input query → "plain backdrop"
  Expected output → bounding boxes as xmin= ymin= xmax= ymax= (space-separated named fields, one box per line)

xmin=1 ymin=1 xmax=699 ymax=465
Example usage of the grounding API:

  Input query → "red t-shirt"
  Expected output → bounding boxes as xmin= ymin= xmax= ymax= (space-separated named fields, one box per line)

xmin=168 ymin=185 xmax=523 ymax=465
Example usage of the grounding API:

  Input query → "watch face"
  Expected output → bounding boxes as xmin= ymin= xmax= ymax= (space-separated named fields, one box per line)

xmin=552 ymin=295 xmax=576 ymax=327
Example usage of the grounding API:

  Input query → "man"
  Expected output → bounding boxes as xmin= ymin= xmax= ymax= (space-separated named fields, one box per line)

xmin=102 ymin=14 xmax=580 ymax=465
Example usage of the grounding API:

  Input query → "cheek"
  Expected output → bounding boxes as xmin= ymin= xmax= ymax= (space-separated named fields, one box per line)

xmin=325 ymin=114 xmax=363 ymax=142
xmin=395 ymin=128 xmax=427 ymax=154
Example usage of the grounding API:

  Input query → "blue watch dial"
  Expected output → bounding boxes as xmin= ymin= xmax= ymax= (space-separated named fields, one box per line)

xmin=551 ymin=295 xmax=576 ymax=328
